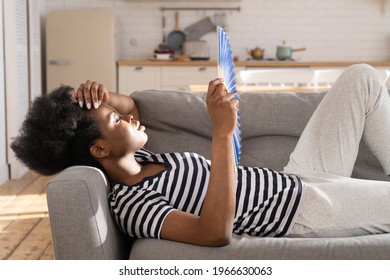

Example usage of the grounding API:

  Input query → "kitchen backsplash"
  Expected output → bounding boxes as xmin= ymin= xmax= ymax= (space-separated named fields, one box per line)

xmin=45 ymin=0 xmax=390 ymax=61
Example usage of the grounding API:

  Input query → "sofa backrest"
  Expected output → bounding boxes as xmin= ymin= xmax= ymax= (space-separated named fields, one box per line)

xmin=132 ymin=89 xmax=389 ymax=182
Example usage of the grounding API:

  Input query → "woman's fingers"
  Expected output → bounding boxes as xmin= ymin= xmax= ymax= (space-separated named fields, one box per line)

xmin=207 ymin=78 xmax=225 ymax=97
xmin=83 ymin=80 xmax=92 ymax=109
xmin=206 ymin=78 xmax=239 ymax=135
xmin=90 ymin=82 xmax=100 ymax=109
xmin=74 ymin=80 xmax=108 ymax=109
xmin=75 ymin=83 xmax=85 ymax=108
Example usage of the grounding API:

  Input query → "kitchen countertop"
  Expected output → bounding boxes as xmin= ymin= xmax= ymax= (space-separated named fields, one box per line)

xmin=117 ymin=60 xmax=390 ymax=67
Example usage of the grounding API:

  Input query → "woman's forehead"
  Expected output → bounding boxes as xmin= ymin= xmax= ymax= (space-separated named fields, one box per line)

xmin=90 ymin=103 xmax=115 ymax=121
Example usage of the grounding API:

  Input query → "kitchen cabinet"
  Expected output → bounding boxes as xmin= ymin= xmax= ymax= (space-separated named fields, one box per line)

xmin=118 ymin=65 xmax=217 ymax=92
xmin=118 ymin=63 xmax=243 ymax=93
xmin=118 ymin=60 xmax=390 ymax=93
xmin=118 ymin=66 xmax=161 ymax=94
xmin=161 ymin=66 xmax=217 ymax=90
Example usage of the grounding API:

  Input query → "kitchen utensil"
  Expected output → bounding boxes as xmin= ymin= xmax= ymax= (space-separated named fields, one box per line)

xmin=154 ymin=53 xmax=173 ymax=60
xmin=247 ymin=47 xmax=264 ymax=60
xmin=215 ymin=13 xmax=227 ymax=30
xmin=183 ymin=40 xmax=209 ymax=60
xmin=184 ymin=17 xmax=215 ymax=41
xmin=158 ymin=15 xmax=170 ymax=51
xmin=154 ymin=48 xmax=174 ymax=60
xmin=276 ymin=41 xmax=306 ymax=60
xmin=162 ymin=15 xmax=166 ymax=43
xmin=167 ymin=12 xmax=186 ymax=53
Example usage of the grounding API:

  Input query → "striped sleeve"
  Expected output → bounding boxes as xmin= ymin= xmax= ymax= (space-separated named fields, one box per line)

xmin=109 ymin=183 xmax=175 ymax=239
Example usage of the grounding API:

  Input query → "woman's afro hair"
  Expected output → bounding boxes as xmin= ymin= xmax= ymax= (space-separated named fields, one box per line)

xmin=10 ymin=85 xmax=101 ymax=176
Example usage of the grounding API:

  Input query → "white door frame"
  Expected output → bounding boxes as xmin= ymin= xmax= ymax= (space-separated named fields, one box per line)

xmin=0 ymin=0 xmax=9 ymax=185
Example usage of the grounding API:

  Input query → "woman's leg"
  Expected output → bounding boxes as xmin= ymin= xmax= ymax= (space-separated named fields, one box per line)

xmin=284 ymin=64 xmax=390 ymax=177
xmin=288 ymin=174 xmax=390 ymax=237
xmin=284 ymin=64 xmax=390 ymax=237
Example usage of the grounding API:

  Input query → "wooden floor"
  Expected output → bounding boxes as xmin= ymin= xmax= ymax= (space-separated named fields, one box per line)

xmin=0 ymin=171 xmax=55 ymax=260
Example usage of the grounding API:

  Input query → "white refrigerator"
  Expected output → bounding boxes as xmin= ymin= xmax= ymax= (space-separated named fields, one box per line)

xmin=46 ymin=9 xmax=119 ymax=92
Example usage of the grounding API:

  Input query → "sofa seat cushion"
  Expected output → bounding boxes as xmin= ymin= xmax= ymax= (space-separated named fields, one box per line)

xmin=129 ymin=232 xmax=390 ymax=260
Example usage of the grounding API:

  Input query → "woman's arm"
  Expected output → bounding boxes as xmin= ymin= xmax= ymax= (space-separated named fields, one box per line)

xmin=160 ymin=78 xmax=239 ymax=247
xmin=74 ymin=80 xmax=139 ymax=119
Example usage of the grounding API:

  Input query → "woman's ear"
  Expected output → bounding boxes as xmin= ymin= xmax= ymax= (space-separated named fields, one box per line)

xmin=90 ymin=143 xmax=109 ymax=158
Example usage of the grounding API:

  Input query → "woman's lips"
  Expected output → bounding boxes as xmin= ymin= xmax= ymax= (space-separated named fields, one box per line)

xmin=135 ymin=120 xmax=145 ymax=131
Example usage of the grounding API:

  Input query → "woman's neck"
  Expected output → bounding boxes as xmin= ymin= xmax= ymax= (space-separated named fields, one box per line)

xmin=102 ymin=154 xmax=166 ymax=186
xmin=102 ymin=154 xmax=143 ymax=184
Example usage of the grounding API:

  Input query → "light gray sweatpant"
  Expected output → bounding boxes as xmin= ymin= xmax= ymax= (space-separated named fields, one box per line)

xmin=285 ymin=64 xmax=390 ymax=237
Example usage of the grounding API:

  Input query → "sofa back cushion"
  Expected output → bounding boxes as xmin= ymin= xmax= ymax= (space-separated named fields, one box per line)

xmin=132 ymin=89 xmax=389 ymax=181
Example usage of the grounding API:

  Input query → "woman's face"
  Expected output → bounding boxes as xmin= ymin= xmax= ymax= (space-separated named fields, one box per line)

xmin=90 ymin=103 xmax=148 ymax=158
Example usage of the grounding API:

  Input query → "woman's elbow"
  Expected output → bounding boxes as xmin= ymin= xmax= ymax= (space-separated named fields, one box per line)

xmin=207 ymin=232 xmax=232 ymax=247
xmin=215 ymin=236 xmax=232 ymax=247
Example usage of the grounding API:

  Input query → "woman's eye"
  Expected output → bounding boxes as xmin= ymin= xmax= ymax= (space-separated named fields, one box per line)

xmin=115 ymin=117 xmax=121 ymax=123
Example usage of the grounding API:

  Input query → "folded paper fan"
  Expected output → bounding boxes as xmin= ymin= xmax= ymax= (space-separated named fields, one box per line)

xmin=217 ymin=26 xmax=241 ymax=165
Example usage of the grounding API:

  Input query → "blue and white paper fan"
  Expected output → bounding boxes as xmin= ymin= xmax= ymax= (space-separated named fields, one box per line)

xmin=217 ymin=26 xmax=241 ymax=165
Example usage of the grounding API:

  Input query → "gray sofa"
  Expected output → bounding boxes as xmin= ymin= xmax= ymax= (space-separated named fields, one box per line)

xmin=46 ymin=89 xmax=390 ymax=259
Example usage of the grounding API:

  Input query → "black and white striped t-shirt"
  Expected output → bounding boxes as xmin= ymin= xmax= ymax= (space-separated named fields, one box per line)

xmin=108 ymin=149 xmax=305 ymax=239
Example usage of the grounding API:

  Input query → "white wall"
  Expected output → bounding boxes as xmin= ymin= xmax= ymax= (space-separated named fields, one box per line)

xmin=45 ymin=0 xmax=390 ymax=61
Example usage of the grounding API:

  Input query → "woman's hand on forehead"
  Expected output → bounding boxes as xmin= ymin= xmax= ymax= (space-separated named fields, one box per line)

xmin=74 ymin=80 xmax=110 ymax=109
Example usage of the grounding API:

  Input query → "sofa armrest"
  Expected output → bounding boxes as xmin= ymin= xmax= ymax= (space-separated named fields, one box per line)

xmin=46 ymin=166 xmax=131 ymax=259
